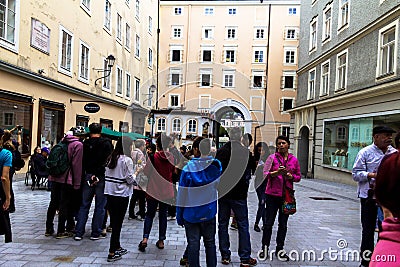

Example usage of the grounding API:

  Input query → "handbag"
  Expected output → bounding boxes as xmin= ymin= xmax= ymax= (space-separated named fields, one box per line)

xmin=134 ymin=152 xmax=152 ymax=192
xmin=282 ymin=184 xmax=296 ymax=215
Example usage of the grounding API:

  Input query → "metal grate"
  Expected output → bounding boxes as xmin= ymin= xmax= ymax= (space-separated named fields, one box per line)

xmin=309 ymin=196 xmax=338 ymax=201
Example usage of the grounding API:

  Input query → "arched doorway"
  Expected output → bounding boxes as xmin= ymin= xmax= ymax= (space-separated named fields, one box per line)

xmin=298 ymin=126 xmax=310 ymax=178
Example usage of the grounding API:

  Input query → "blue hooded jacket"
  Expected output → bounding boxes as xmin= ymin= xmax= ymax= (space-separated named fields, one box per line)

xmin=176 ymin=156 xmax=222 ymax=225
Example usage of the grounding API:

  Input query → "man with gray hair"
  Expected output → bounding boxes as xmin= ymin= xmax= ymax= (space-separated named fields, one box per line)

xmin=128 ymin=139 xmax=146 ymax=220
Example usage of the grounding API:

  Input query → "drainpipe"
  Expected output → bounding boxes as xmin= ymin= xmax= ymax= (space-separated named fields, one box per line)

xmin=311 ymin=106 xmax=317 ymax=178
xmin=183 ymin=4 xmax=192 ymax=108
xmin=254 ymin=2 xmax=271 ymax=145
xmin=156 ymin=0 xmax=160 ymax=110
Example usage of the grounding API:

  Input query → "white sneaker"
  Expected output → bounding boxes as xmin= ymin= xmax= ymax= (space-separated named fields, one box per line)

xmin=74 ymin=236 xmax=82 ymax=241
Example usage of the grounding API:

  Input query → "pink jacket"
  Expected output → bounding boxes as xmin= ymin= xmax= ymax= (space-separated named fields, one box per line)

xmin=263 ymin=152 xmax=301 ymax=197
xmin=48 ymin=135 xmax=83 ymax=190
xmin=370 ymin=217 xmax=400 ymax=267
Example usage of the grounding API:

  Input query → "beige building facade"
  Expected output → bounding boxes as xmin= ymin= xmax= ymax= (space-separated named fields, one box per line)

xmin=156 ymin=0 xmax=300 ymax=147
xmin=0 ymin=0 xmax=158 ymax=158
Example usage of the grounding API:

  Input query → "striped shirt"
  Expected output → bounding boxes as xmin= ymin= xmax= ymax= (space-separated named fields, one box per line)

xmin=105 ymin=155 xmax=136 ymax=197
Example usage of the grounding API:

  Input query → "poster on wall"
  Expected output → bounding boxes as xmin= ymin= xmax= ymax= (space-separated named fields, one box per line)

xmin=31 ymin=18 xmax=51 ymax=54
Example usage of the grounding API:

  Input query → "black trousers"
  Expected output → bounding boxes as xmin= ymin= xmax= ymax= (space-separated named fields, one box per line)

xmin=128 ymin=189 xmax=146 ymax=218
xmin=261 ymin=194 xmax=289 ymax=251
xmin=360 ymin=197 xmax=377 ymax=266
xmin=107 ymin=195 xmax=129 ymax=253
xmin=0 ymin=205 xmax=12 ymax=243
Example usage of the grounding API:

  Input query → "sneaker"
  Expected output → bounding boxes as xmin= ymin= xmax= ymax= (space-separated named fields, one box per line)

xmin=128 ymin=216 xmax=136 ymax=220
xmin=45 ymin=229 xmax=54 ymax=237
xmin=55 ymin=232 xmax=70 ymax=239
xmin=106 ymin=226 xmax=112 ymax=233
xmin=115 ymin=247 xmax=128 ymax=255
xmin=230 ymin=222 xmax=238 ymax=230
xmin=275 ymin=250 xmax=290 ymax=261
xmin=168 ymin=216 xmax=176 ymax=221
xmin=100 ymin=232 xmax=107 ymax=238
xmin=74 ymin=236 xmax=82 ymax=241
xmin=90 ymin=235 xmax=106 ymax=240
xmin=221 ymin=256 xmax=231 ymax=265
xmin=253 ymin=224 xmax=261 ymax=232
xmin=135 ymin=215 xmax=145 ymax=221
xmin=101 ymin=228 xmax=107 ymax=235
xmin=179 ymin=257 xmax=188 ymax=266
xmin=107 ymin=253 xmax=122 ymax=262
xmin=240 ymin=257 xmax=257 ymax=267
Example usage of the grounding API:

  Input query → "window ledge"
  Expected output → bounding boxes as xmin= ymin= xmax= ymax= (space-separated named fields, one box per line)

xmin=376 ymin=72 xmax=395 ymax=80
xmin=322 ymin=164 xmax=352 ymax=173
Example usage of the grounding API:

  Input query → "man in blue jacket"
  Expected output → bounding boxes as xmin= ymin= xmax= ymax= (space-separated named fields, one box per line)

xmin=177 ymin=137 xmax=222 ymax=267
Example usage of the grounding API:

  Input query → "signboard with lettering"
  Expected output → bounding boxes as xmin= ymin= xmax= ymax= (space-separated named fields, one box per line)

xmin=31 ymin=18 xmax=51 ymax=54
xmin=84 ymin=103 xmax=100 ymax=113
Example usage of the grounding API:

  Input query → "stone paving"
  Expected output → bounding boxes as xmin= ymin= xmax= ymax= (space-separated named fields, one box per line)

xmin=0 ymin=176 xmax=364 ymax=266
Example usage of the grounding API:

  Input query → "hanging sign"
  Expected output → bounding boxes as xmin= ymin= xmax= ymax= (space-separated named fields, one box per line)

xmin=84 ymin=103 xmax=100 ymax=113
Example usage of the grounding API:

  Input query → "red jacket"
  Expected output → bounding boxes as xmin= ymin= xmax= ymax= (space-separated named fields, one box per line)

xmin=144 ymin=150 xmax=175 ymax=201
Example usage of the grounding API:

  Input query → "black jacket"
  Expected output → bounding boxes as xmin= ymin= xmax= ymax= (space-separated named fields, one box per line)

xmin=83 ymin=137 xmax=113 ymax=178
xmin=216 ymin=141 xmax=254 ymax=200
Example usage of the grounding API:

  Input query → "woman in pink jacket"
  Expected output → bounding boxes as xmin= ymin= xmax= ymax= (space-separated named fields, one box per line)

xmin=261 ymin=135 xmax=301 ymax=261
xmin=370 ymin=152 xmax=400 ymax=267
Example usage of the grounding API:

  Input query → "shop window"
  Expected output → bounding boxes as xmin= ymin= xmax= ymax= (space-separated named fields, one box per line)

xmin=39 ymin=100 xmax=65 ymax=150
xmin=119 ymin=121 xmax=129 ymax=133
xmin=100 ymin=118 xmax=113 ymax=129
xmin=76 ymin=115 xmax=89 ymax=127
xmin=323 ymin=113 xmax=400 ymax=170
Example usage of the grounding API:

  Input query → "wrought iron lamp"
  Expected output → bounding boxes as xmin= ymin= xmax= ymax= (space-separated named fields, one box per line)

xmin=94 ymin=55 xmax=116 ymax=86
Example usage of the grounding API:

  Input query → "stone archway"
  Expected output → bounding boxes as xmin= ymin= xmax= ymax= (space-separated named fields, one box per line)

xmin=298 ymin=126 xmax=310 ymax=178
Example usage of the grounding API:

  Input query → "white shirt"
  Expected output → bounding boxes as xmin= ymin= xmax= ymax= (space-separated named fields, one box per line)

xmin=105 ymin=155 xmax=136 ymax=197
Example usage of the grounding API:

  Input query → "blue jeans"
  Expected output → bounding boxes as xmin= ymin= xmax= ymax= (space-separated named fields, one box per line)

xmin=218 ymin=198 xmax=251 ymax=261
xmin=255 ymin=184 xmax=266 ymax=225
xmin=184 ymin=218 xmax=217 ymax=267
xmin=75 ymin=180 xmax=107 ymax=238
xmin=143 ymin=198 xmax=168 ymax=240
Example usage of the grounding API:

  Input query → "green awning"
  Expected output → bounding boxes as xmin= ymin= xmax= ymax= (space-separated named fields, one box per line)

xmin=84 ymin=127 xmax=147 ymax=141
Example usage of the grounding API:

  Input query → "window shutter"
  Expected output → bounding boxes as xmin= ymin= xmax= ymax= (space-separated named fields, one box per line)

xmin=293 ymin=76 xmax=297 ymax=89
xmin=167 ymin=51 xmax=171 ymax=62
xmin=210 ymin=74 xmax=213 ymax=86
xmin=279 ymin=99 xmax=284 ymax=112
xmin=221 ymin=51 xmax=225 ymax=63
xmin=179 ymin=74 xmax=183 ymax=86
xmin=283 ymin=29 xmax=286 ymax=39
xmin=197 ymin=74 xmax=201 ymax=87
xmin=167 ymin=74 xmax=172 ymax=86
xmin=180 ymin=50 xmax=184 ymax=62
xmin=281 ymin=76 xmax=285 ymax=89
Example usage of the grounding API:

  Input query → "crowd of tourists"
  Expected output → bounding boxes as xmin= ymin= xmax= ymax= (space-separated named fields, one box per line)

xmin=1 ymin=123 xmax=399 ymax=267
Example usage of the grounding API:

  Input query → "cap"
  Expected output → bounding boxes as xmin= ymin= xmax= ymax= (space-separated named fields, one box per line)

xmin=373 ymin=126 xmax=396 ymax=135
xmin=41 ymin=147 xmax=50 ymax=154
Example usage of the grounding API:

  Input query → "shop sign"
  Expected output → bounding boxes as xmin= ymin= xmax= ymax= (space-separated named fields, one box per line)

xmin=84 ymin=103 xmax=100 ymax=113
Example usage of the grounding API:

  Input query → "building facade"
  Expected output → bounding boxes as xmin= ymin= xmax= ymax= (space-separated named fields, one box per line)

xmin=0 ymin=0 xmax=157 ymax=157
xmin=156 ymin=0 xmax=300 ymax=147
xmin=291 ymin=0 xmax=400 ymax=183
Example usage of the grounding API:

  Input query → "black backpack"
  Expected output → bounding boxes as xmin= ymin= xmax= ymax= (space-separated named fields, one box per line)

xmin=46 ymin=141 xmax=70 ymax=176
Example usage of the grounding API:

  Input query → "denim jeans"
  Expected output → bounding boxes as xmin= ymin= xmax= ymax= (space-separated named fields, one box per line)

xmin=128 ymin=189 xmax=146 ymax=218
xmin=262 ymin=194 xmax=289 ymax=251
xmin=143 ymin=198 xmax=168 ymax=240
xmin=75 ymin=179 xmax=107 ymax=238
xmin=184 ymin=217 xmax=217 ymax=267
xmin=107 ymin=195 xmax=129 ymax=253
xmin=255 ymin=183 xmax=266 ymax=225
xmin=218 ymin=198 xmax=251 ymax=261
xmin=360 ymin=197 xmax=377 ymax=266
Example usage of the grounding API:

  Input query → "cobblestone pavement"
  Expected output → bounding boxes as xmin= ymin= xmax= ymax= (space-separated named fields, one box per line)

xmin=0 ymin=176 xmax=363 ymax=266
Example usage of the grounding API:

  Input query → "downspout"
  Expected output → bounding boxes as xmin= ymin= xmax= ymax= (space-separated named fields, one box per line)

xmin=311 ymin=106 xmax=317 ymax=178
xmin=254 ymin=3 xmax=271 ymax=145
xmin=156 ymin=0 xmax=160 ymax=109
xmin=183 ymin=4 xmax=192 ymax=108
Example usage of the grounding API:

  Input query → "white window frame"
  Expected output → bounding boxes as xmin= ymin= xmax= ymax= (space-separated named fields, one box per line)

xmin=284 ymin=47 xmax=297 ymax=65
xmin=201 ymin=49 xmax=213 ymax=63
xmin=169 ymin=46 xmax=183 ymax=63
xmin=204 ymin=7 xmax=214 ymax=15
xmin=252 ymin=70 xmax=265 ymax=89
xmin=148 ymin=16 xmax=153 ymax=34
xmin=223 ymin=69 xmax=235 ymax=88
xmin=285 ymin=27 xmax=298 ymax=40
xmin=199 ymin=94 xmax=211 ymax=109
xmin=135 ymin=34 xmax=140 ymax=58
xmin=338 ymin=0 xmax=350 ymax=32
xmin=187 ymin=119 xmax=197 ymax=133
xmin=224 ymin=47 xmax=237 ymax=64
xmin=200 ymin=69 xmax=213 ymax=87
xmin=148 ymin=48 xmax=153 ymax=68
xmin=253 ymin=47 xmax=266 ymax=63
xmin=125 ymin=72 xmax=131 ymax=99
xmin=320 ymin=60 xmax=330 ymax=96
xmin=135 ymin=0 xmax=140 ymax=20
xmin=309 ymin=16 xmax=318 ymax=52
xmin=202 ymin=26 xmax=214 ymax=40
xmin=279 ymin=126 xmax=290 ymax=137
xmin=288 ymin=7 xmax=297 ymax=15
xmin=78 ymin=40 xmax=90 ymax=83
xmin=281 ymin=71 xmax=296 ymax=90
xmin=376 ymin=20 xmax=398 ymax=78
xmin=169 ymin=68 xmax=182 ymax=86
xmin=157 ymin=117 xmax=166 ymax=132
xmin=0 ymin=0 xmax=20 ymax=52
xmin=174 ymin=7 xmax=182 ymax=15
xmin=172 ymin=118 xmax=182 ymax=133
xmin=134 ymin=77 xmax=140 ymax=102
xmin=228 ymin=7 xmax=237 ymax=15
xmin=125 ymin=24 xmax=131 ymax=51
xmin=3 ymin=112 xmax=14 ymax=126
xmin=116 ymin=66 xmax=123 ymax=97
xmin=335 ymin=49 xmax=348 ymax=92
xmin=116 ymin=13 xmax=122 ymax=43
xmin=280 ymin=97 xmax=294 ymax=113
xmin=80 ymin=0 xmax=91 ymax=15
xmin=104 ymin=0 xmax=111 ymax=32
xmin=58 ymin=25 xmax=74 ymax=76
xmin=226 ymin=26 xmax=237 ymax=40
xmin=169 ymin=94 xmax=180 ymax=108
xmin=102 ymin=57 xmax=111 ymax=92
xmin=172 ymin=26 xmax=183 ymax=39
xmin=322 ymin=4 xmax=332 ymax=44
xmin=308 ymin=68 xmax=316 ymax=100
xmin=250 ymin=96 xmax=264 ymax=111
xmin=254 ymin=27 xmax=266 ymax=40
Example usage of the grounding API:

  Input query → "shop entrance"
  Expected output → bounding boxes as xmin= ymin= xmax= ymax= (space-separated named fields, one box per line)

xmin=298 ymin=126 xmax=310 ymax=178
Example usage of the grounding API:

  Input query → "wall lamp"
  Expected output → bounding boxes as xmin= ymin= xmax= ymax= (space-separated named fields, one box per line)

xmin=94 ymin=55 xmax=116 ymax=86
xmin=143 ymin=84 xmax=157 ymax=105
